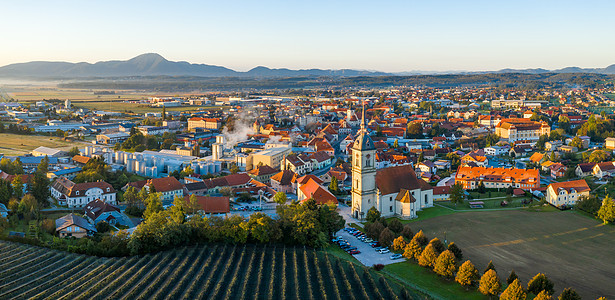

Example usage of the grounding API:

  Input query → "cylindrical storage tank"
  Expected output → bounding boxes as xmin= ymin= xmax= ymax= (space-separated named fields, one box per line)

xmin=191 ymin=162 xmax=200 ymax=174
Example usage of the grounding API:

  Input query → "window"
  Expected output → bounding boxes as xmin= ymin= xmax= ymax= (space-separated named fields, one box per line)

xmin=425 ymin=194 xmax=428 ymax=204
xmin=390 ymin=206 xmax=393 ymax=212
xmin=76 ymin=191 xmax=79 ymax=195
xmin=67 ymin=227 xmax=72 ymax=232
xmin=75 ymin=227 xmax=80 ymax=232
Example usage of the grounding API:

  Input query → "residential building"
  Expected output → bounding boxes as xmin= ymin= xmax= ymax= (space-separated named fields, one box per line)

xmin=545 ymin=180 xmax=591 ymax=208
xmin=593 ymin=162 xmax=615 ymax=179
xmin=183 ymin=195 xmax=230 ymax=214
xmin=188 ymin=117 xmax=221 ymax=131
xmin=248 ymin=165 xmax=278 ymax=183
xmin=270 ymin=170 xmax=297 ymax=194
xmin=84 ymin=199 xmax=133 ymax=227
xmin=249 ymin=147 xmax=292 ymax=170
xmin=575 ymin=163 xmax=596 ymax=177
xmin=297 ymin=178 xmax=338 ymax=205
xmin=126 ymin=177 xmax=184 ymax=201
xmin=51 ymin=177 xmax=117 ymax=208
xmin=455 ymin=166 xmax=540 ymax=190
xmin=606 ymin=137 xmax=615 ymax=150
xmin=55 ymin=214 xmax=97 ymax=238
xmin=495 ymin=118 xmax=550 ymax=142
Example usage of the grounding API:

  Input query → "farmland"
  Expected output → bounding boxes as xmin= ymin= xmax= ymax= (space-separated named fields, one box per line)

xmin=0 ymin=241 xmax=422 ymax=300
xmin=410 ymin=209 xmax=615 ymax=299
xmin=0 ymin=133 xmax=76 ymax=156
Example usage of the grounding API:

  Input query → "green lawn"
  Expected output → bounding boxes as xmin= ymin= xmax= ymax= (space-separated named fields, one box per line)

xmin=438 ymin=197 xmax=531 ymax=210
xmin=384 ymin=262 xmax=486 ymax=300
xmin=388 ymin=206 xmax=458 ymax=224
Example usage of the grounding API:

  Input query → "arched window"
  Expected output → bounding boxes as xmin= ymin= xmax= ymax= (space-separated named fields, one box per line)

xmin=424 ymin=194 xmax=428 ymax=204
xmin=366 ymin=154 xmax=371 ymax=167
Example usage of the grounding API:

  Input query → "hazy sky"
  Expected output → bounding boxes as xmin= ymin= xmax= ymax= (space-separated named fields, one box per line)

xmin=2 ymin=0 xmax=614 ymax=72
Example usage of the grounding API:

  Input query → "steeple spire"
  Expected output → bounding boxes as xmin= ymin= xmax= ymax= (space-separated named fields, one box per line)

xmin=361 ymin=101 xmax=366 ymax=132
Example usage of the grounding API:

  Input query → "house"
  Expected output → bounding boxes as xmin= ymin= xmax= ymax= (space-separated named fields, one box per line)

xmin=248 ymin=165 xmax=278 ymax=183
xmin=55 ymin=214 xmax=97 ymax=238
xmin=606 ymin=137 xmax=615 ymax=150
xmin=545 ymin=141 xmax=563 ymax=151
xmin=51 ymin=177 xmax=117 ymax=208
xmin=549 ymin=163 xmax=567 ymax=179
xmin=545 ymin=179 xmax=591 ymax=208
xmin=297 ymin=178 xmax=338 ymax=205
xmin=509 ymin=145 xmax=534 ymax=157
xmin=270 ymin=170 xmax=297 ymax=194
xmin=461 ymin=150 xmax=489 ymax=167
xmin=432 ymin=186 xmax=451 ymax=201
xmin=455 ymin=166 xmax=540 ymax=190
xmin=484 ymin=145 xmax=510 ymax=156
xmin=529 ymin=152 xmax=545 ymax=164
xmin=84 ymin=199 xmax=133 ymax=227
xmin=320 ymin=167 xmax=348 ymax=185
xmin=125 ymin=177 xmax=184 ymax=201
xmin=558 ymin=145 xmax=578 ymax=153
xmin=47 ymin=167 xmax=82 ymax=180
xmin=495 ymin=118 xmax=550 ymax=142
xmin=433 ymin=160 xmax=451 ymax=170
xmin=72 ymin=155 xmax=91 ymax=166
xmin=575 ymin=163 xmax=596 ymax=177
xmin=183 ymin=195 xmax=230 ymax=214
xmin=188 ymin=117 xmax=221 ymax=131
xmin=198 ymin=173 xmax=253 ymax=195
xmin=593 ymin=162 xmax=615 ymax=179
xmin=184 ymin=181 xmax=208 ymax=196
xmin=416 ymin=161 xmax=436 ymax=174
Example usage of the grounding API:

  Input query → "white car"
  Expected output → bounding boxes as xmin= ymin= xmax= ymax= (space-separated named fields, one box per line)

xmin=390 ymin=254 xmax=403 ymax=260
xmin=378 ymin=248 xmax=390 ymax=254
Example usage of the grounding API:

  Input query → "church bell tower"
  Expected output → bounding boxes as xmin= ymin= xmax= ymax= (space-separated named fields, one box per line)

xmin=351 ymin=102 xmax=377 ymax=219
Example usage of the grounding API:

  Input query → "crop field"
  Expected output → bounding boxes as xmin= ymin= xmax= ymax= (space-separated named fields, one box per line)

xmin=0 ymin=133 xmax=76 ymax=156
xmin=0 ymin=241 xmax=418 ymax=300
xmin=411 ymin=209 xmax=615 ymax=299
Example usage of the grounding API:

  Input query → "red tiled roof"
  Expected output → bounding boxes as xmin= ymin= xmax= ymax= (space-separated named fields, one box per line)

xmin=184 ymin=195 xmax=230 ymax=213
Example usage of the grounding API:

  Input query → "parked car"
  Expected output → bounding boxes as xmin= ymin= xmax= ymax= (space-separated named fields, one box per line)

xmin=364 ymin=238 xmax=373 ymax=243
xmin=378 ymin=248 xmax=390 ymax=254
xmin=349 ymin=250 xmax=361 ymax=255
xmin=390 ymin=254 xmax=403 ymax=260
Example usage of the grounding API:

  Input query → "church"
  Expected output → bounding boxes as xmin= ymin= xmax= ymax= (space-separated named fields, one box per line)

xmin=351 ymin=109 xmax=433 ymax=220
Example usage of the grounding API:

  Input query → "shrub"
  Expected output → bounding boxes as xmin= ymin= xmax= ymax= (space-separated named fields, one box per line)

xmin=40 ymin=219 xmax=56 ymax=235
xmin=96 ymin=221 xmax=111 ymax=233
xmin=379 ymin=228 xmax=395 ymax=247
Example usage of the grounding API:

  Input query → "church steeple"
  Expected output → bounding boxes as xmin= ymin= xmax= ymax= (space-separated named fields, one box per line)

xmin=360 ymin=101 xmax=366 ymax=132
xmin=353 ymin=101 xmax=375 ymax=151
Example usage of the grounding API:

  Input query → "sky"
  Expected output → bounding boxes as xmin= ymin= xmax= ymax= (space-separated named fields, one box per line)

xmin=2 ymin=0 xmax=615 ymax=72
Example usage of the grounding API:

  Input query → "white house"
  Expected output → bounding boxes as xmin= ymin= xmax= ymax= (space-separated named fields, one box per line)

xmin=545 ymin=180 xmax=591 ymax=208
xmin=51 ymin=177 xmax=117 ymax=208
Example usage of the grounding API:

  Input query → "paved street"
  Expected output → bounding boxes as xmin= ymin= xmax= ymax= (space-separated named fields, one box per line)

xmin=336 ymin=228 xmax=405 ymax=266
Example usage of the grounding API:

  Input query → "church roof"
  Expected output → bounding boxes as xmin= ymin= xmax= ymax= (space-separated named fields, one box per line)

xmin=395 ymin=189 xmax=416 ymax=203
xmin=376 ymin=165 xmax=432 ymax=195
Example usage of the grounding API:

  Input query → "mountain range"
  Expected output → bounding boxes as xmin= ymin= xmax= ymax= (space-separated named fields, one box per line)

xmin=0 ymin=53 xmax=614 ymax=78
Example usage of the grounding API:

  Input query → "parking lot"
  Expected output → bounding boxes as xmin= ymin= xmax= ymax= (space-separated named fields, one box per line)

xmin=335 ymin=228 xmax=406 ymax=267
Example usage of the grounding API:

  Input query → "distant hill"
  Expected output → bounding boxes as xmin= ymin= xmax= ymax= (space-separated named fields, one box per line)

xmin=0 ymin=53 xmax=614 ymax=78
xmin=0 ymin=53 xmax=390 ymax=78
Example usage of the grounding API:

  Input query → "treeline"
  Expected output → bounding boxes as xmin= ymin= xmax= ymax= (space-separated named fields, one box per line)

xmin=58 ymin=73 xmax=615 ymax=91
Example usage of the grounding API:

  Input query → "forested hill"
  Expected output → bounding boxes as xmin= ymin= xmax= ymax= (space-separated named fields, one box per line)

xmin=58 ymin=72 xmax=615 ymax=91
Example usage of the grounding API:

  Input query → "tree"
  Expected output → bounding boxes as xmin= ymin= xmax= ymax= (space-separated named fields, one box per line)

xmin=569 ymin=137 xmax=584 ymax=149
xmin=11 ymin=176 xmax=23 ymax=199
xmin=403 ymin=238 xmax=422 ymax=260
xmin=246 ymin=212 xmax=277 ymax=243
xmin=456 ymin=260 xmax=479 ymax=287
xmin=597 ymin=196 xmax=615 ymax=224
xmin=364 ymin=207 xmax=380 ymax=223
xmin=447 ymin=242 xmax=463 ymax=261
xmin=187 ymin=194 xmax=200 ymax=215
xmin=143 ymin=192 xmax=163 ymax=220
xmin=478 ymin=269 xmax=501 ymax=297
xmin=37 ymin=156 xmax=49 ymax=174
xmin=392 ymin=236 xmax=407 ymax=252
xmin=446 ymin=152 xmax=461 ymax=169
xmin=477 ymin=181 xmax=486 ymax=193
xmin=527 ymin=273 xmax=554 ymax=295
xmin=450 ymin=183 xmax=464 ymax=206
xmin=273 ymin=192 xmax=288 ymax=205
xmin=364 ymin=221 xmax=385 ymax=240
xmin=507 ymin=269 xmax=519 ymax=285
xmin=30 ymin=172 xmax=50 ymax=207
xmin=379 ymin=228 xmax=395 ymax=247
xmin=558 ymin=115 xmax=571 ymax=133
xmin=387 ymin=218 xmax=403 ymax=233
xmin=401 ymin=224 xmax=413 ymax=239
xmin=484 ymin=260 xmax=496 ymax=274
xmin=169 ymin=195 xmax=186 ymax=224
xmin=220 ymin=186 xmax=233 ymax=197
xmin=67 ymin=146 xmax=80 ymax=157
xmin=534 ymin=290 xmax=553 ymax=300
xmin=96 ymin=221 xmax=111 ymax=233
xmin=588 ymin=150 xmax=610 ymax=163
xmin=393 ymin=139 xmax=399 ymax=148
xmin=413 ymin=230 xmax=428 ymax=246
xmin=18 ymin=194 xmax=39 ymax=220
xmin=418 ymin=152 xmax=424 ymax=163
xmin=433 ymin=250 xmax=457 ymax=278
xmin=328 ymin=176 xmax=340 ymax=195
xmin=407 ymin=122 xmax=423 ymax=139
xmin=429 ymin=237 xmax=446 ymax=254
xmin=417 ymin=244 xmax=438 ymax=268
xmin=500 ymin=279 xmax=526 ymax=300
xmin=557 ymin=288 xmax=581 ymax=300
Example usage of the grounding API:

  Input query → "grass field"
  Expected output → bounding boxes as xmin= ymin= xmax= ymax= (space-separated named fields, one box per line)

xmin=0 ymin=241 xmax=419 ymax=300
xmin=409 ymin=209 xmax=615 ymax=299
xmin=0 ymin=133 xmax=76 ymax=156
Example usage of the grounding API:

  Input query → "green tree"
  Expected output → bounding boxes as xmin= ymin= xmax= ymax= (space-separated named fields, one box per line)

xmin=187 ymin=194 xmax=200 ymax=215
xmin=418 ymin=244 xmax=438 ymax=268
xmin=477 ymin=181 xmax=486 ymax=193
xmin=447 ymin=242 xmax=463 ymax=261
xmin=18 ymin=194 xmax=39 ymax=220
xmin=484 ymin=260 xmax=496 ymax=274
xmin=30 ymin=172 xmax=50 ymax=207
xmin=407 ymin=122 xmax=423 ymax=138
xmin=597 ymin=196 xmax=615 ymax=224
xmin=403 ymin=238 xmax=422 ymax=260
xmin=450 ymin=183 xmax=464 ymax=206
xmin=169 ymin=195 xmax=186 ymax=224
xmin=365 ymin=207 xmax=381 ymax=223
xmin=143 ymin=192 xmax=163 ymax=220
xmin=557 ymin=288 xmax=581 ymax=300
xmin=37 ymin=156 xmax=49 ymax=174
xmin=478 ymin=269 xmax=501 ymax=297
xmin=96 ymin=221 xmax=111 ymax=233
xmin=401 ymin=224 xmax=413 ymax=239
xmin=393 ymin=139 xmax=399 ymax=148
xmin=446 ymin=152 xmax=461 ymax=169
xmin=418 ymin=152 xmax=424 ymax=163
xmin=387 ymin=218 xmax=403 ymax=233
xmin=569 ymin=137 xmax=584 ymax=149
xmin=429 ymin=237 xmax=446 ymax=254
xmin=507 ymin=269 xmax=519 ymax=285
xmin=433 ymin=250 xmax=457 ymax=278
xmin=246 ymin=212 xmax=277 ymax=243
xmin=11 ymin=176 xmax=23 ymax=199
xmin=588 ymin=150 xmax=610 ymax=163
xmin=273 ymin=192 xmax=288 ymax=205
xmin=527 ymin=273 xmax=554 ymax=295
xmin=67 ymin=146 xmax=80 ymax=157
xmin=500 ymin=279 xmax=526 ymax=300
xmin=328 ymin=176 xmax=340 ymax=195
xmin=456 ymin=260 xmax=479 ymax=287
